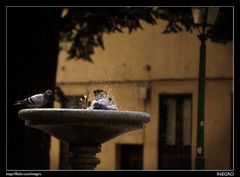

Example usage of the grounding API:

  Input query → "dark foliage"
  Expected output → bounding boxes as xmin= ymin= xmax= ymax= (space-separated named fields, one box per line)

xmin=60 ymin=7 xmax=233 ymax=61
xmin=60 ymin=7 xmax=158 ymax=62
xmin=154 ymin=7 xmax=194 ymax=33
xmin=208 ymin=7 xmax=233 ymax=43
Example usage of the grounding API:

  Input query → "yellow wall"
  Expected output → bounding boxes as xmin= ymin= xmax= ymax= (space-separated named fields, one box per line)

xmin=56 ymin=20 xmax=232 ymax=83
xmin=204 ymin=80 xmax=232 ymax=169
xmin=54 ymin=79 xmax=232 ymax=170
xmin=50 ymin=137 xmax=60 ymax=169
xmin=52 ymin=19 xmax=233 ymax=170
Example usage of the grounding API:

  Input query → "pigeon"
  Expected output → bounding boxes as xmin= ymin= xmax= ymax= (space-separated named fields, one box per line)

xmin=13 ymin=90 xmax=53 ymax=108
xmin=89 ymin=89 xmax=118 ymax=110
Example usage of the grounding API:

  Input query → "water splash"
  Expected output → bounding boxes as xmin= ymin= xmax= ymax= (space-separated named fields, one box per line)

xmin=88 ymin=88 xmax=118 ymax=110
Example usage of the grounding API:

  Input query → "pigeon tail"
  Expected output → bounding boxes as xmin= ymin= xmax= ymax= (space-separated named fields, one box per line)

xmin=13 ymin=99 xmax=27 ymax=106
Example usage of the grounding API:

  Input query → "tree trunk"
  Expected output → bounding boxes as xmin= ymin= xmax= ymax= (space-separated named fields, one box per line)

xmin=7 ymin=7 xmax=62 ymax=169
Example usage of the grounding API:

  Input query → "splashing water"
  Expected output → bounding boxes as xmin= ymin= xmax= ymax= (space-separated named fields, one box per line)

xmin=88 ymin=88 xmax=118 ymax=111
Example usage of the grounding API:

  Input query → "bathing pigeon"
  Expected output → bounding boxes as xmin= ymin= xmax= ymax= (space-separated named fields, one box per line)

xmin=13 ymin=90 xmax=53 ymax=108
xmin=89 ymin=89 xmax=118 ymax=110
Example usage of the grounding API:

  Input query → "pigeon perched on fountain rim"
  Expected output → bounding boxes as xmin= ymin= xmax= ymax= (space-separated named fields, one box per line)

xmin=89 ymin=89 xmax=118 ymax=110
xmin=13 ymin=90 xmax=53 ymax=108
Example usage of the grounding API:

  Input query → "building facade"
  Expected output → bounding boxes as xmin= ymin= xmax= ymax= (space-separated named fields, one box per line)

xmin=51 ymin=19 xmax=233 ymax=170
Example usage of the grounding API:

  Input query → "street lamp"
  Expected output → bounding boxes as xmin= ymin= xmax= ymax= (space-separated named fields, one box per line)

xmin=191 ymin=7 xmax=220 ymax=170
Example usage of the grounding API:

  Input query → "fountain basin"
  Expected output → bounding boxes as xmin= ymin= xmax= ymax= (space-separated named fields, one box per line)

xmin=18 ymin=108 xmax=150 ymax=169
xmin=18 ymin=108 xmax=150 ymax=144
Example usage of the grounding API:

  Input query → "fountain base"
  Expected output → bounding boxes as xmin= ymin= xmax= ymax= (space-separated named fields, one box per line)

xmin=68 ymin=144 xmax=101 ymax=170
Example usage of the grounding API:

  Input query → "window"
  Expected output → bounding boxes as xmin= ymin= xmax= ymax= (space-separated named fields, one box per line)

xmin=116 ymin=144 xmax=143 ymax=170
xmin=158 ymin=94 xmax=192 ymax=169
xmin=64 ymin=95 xmax=88 ymax=109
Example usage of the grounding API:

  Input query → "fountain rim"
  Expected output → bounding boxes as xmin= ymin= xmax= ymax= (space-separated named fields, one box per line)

xmin=18 ymin=108 xmax=151 ymax=125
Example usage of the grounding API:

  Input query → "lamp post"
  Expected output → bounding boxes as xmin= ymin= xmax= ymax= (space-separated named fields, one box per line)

xmin=191 ymin=7 xmax=220 ymax=169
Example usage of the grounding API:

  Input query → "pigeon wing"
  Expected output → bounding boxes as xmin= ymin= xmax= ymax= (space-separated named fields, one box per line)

xmin=28 ymin=94 xmax=44 ymax=107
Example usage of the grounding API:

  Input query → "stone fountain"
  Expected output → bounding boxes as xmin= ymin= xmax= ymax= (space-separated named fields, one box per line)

xmin=18 ymin=108 xmax=150 ymax=170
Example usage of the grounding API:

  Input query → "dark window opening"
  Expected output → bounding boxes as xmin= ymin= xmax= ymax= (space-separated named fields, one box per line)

xmin=158 ymin=94 xmax=192 ymax=169
xmin=116 ymin=144 xmax=143 ymax=170
xmin=64 ymin=95 xmax=88 ymax=109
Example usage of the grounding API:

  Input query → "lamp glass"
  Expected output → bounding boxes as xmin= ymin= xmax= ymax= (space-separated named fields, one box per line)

xmin=207 ymin=7 xmax=220 ymax=26
xmin=192 ymin=7 xmax=220 ymax=26
xmin=191 ymin=7 xmax=207 ymax=25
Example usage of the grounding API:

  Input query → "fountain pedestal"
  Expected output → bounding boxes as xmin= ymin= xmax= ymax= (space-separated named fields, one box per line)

xmin=68 ymin=144 xmax=101 ymax=169
xmin=18 ymin=108 xmax=150 ymax=170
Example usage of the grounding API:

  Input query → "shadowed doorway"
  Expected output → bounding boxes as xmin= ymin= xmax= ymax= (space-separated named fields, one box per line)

xmin=158 ymin=94 xmax=192 ymax=169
